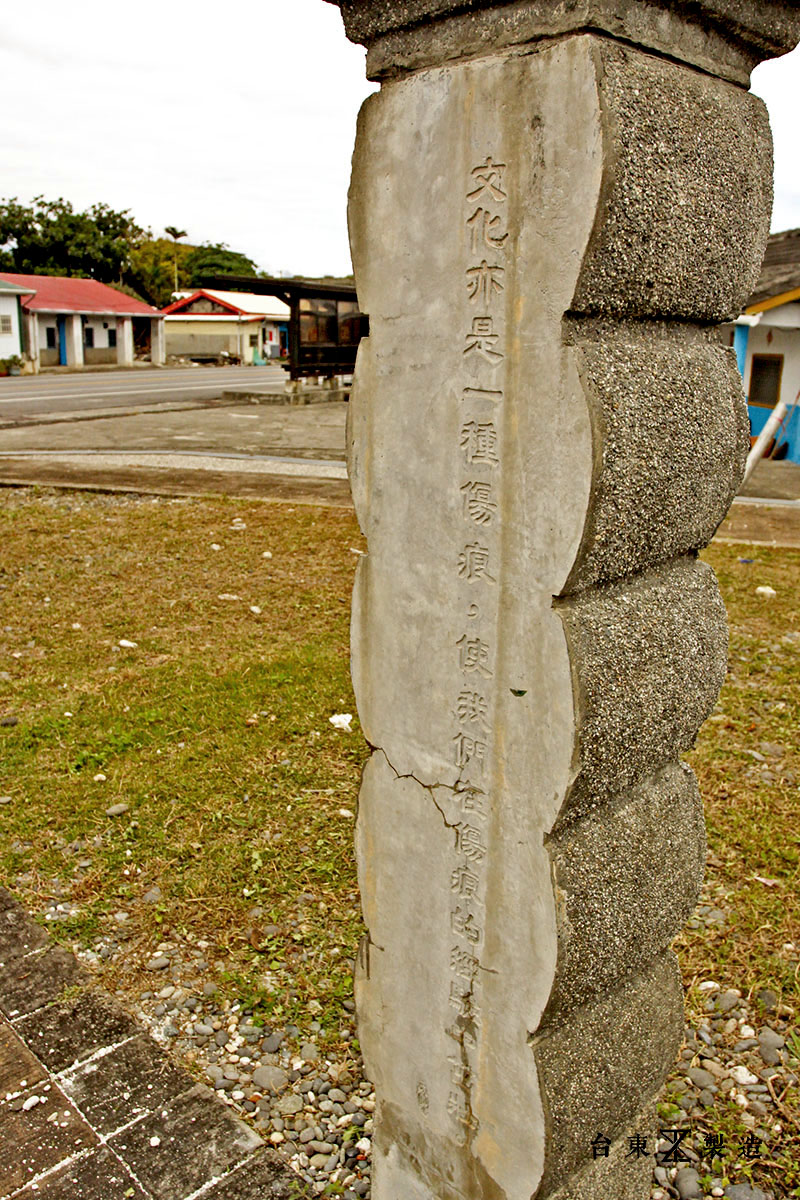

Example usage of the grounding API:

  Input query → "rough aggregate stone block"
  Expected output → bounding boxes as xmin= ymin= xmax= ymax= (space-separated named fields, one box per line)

xmin=108 ymin=1083 xmax=263 ymax=1200
xmin=59 ymin=1032 xmax=194 ymax=1135
xmin=0 ymin=946 xmax=90 ymax=1021
xmin=533 ymin=951 xmax=684 ymax=1195
xmin=9 ymin=1145 xmax=149 ymax=1200
xmin=565 ymin=325 xmax=750 ymax=590
xmin=332 ymin=0 xmax=800 ymax=84
xmin=571 ymin=44 xmax=773 ymax=322
xmin=331 ymin=0 xmax=800 ymax=1195
xmin=544 ymin=1103 xmax=658 ymax=1200
xmin=559 ymin=556 xmax=728 ymax=816
xmin=0 ymin=1081 xmax=99 ymax=1195
xmin=13 ymin=989 xmax=140 ymax=1074
xmin=544 ymin=763 xmax=705 ymax=1021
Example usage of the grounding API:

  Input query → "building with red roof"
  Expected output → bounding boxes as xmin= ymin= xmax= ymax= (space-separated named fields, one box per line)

xmin=0 ymin=273 xmax=165 ymax=370
xmin=162 ymin=289 xmax=290 ymax=364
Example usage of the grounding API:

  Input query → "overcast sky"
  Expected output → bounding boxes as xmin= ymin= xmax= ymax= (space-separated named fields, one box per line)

xmin=1 ymin=1 xmax=798 ymax=278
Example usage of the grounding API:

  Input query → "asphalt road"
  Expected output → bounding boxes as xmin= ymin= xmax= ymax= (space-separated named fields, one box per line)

xmin=0 ymin=364 xmax=287 ymax=422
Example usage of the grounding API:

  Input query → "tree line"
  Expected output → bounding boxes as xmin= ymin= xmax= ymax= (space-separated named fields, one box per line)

xmin=0 ymin=197 xmax=259 ymax=309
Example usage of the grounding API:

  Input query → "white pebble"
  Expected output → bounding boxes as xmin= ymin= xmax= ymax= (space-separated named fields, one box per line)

xmin=731 ymin=1065 xmax=759 ymax=1085
xmin=698 ymin=980 xmax=719 ymax=992
xmin=22 ymin=1095 xmax=42 ymax=1111
xmin=249 ymin=606 xmax=262 ymax=615
xmin=329 ymin=713 xmax=353 ymax=732
xmin=118 ymin=639 xmax=138 ymax=649
xmin=262 ymin=551 xmax=272 ymax=559
xmin=211 ymin=544 xmax=222 ymax=551
xmin=740 ymin=1024 xmax=755 ymax=1038
xmin=149 ymin=1136 xmax=161 ymax=1147
xmin=755 ymin=585 xmax=776 ymax=598
xmin=93 ymin=773 xmax=107 ymax=783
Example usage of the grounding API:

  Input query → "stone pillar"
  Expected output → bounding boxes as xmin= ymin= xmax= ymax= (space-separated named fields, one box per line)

xmin=332 ymin=2 xmax=800 ymax=1198
xmin=64 ymin=314 xmax=84 ymax=367
xmin=117 ymin=316 xmax=134 ymax=366
xmin=150 ymin=317 xmax=165 ymax=366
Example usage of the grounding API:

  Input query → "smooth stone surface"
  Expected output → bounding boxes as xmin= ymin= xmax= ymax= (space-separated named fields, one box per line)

xmin=349 ymin=37 xmax=607 ymax=1199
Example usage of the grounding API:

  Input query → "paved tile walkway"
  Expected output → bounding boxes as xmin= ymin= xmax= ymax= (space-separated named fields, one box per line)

xmin=0 ymin=890 xmax=309 ymax=1199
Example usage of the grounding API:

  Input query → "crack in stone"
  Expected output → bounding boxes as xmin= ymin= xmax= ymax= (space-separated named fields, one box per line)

xmin=374 ymin=747 xmax=485 ymax=832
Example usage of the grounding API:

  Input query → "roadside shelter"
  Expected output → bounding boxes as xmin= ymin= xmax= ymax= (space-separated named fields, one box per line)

xmin=200 ymin=275 xmax=366 ymax=381
xmin=0 ymin=273 xmax=165 ymax=370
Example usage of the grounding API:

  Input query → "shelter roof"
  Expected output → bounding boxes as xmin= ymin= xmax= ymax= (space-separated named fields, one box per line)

xmin=198 ymin=275 xmax=358 ymax=305
xmin=0 ymin=273 xmax=159 ymax=316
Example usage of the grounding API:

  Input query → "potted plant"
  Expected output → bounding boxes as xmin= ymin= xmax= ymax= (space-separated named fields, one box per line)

xmin=6 ymin=355 xmax=23 ymax=376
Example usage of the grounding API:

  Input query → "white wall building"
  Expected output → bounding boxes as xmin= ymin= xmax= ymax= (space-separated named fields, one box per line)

xmin=0 ymin=272 xmax=164 ymax=370
xmin=0 ymin=279 xmax=28 ymax=363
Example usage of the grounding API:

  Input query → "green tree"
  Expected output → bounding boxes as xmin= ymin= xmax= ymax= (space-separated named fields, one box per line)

xmin=184 ymin=243 xmax=257 ymax=287
xmin=128 ymin=237 xmax=194 ymax=308
xmin=0 ymin=196 xmax=145 ymax=283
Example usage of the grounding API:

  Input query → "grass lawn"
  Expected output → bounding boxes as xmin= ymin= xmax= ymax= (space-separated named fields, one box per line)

xmin=0 ymin=489 xmax=369 ymax=1035
xmin=0 ymin=488 xmax=798 ymax=1193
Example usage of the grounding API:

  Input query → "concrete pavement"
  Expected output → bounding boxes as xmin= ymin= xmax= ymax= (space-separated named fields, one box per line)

xmin=0 ymin=889 xmax=309 ymax=1200
xmin=3 ymin=375 xmax=800 ymax=540
xmin=0 ymin=396 xmax=351 ymax=505
xmin=0 ymin=365 xmax=288 ymax=424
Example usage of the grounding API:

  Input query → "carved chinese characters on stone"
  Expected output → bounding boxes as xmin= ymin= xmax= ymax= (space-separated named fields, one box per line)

xmin=437 ymin=150 xmax=511 ymax=1143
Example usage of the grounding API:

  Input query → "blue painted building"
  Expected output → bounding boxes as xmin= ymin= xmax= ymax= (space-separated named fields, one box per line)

xmin=733 ymin=229 xmax=800 ymax=464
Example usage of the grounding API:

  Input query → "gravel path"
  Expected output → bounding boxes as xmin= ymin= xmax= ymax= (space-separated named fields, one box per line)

xmin=21 ymin=857 xmax=795 ymax=1200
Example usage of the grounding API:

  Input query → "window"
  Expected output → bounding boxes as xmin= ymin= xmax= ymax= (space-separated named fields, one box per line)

xmin=84 ymin=326 xmax=95 ymax=348
xmin=249 ymin=334 xmax=258 ymax=348
xmin=108 ymin=329 xmax=117 ymax=348
xmin=0 ymin=315 xmax=11 ymax=335
xmin=337 ymin=300 xmax=360 ymax=345
xmin=299 ymin=297 xmax=338 ymax=345
xmin=46 ymin=327 xmax=57 ymax=349
xmin=749 ymin=354 xmax=783 ymax=408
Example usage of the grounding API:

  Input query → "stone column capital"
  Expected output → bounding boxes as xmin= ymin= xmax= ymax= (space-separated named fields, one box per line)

xmin=324 ymin=0 xmax=800 ymax=83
